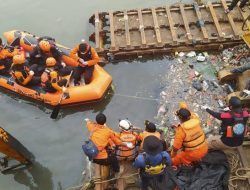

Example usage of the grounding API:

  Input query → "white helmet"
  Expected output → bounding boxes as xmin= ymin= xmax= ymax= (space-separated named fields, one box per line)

xmin=119 ymin=119 xmax=132 ymax=131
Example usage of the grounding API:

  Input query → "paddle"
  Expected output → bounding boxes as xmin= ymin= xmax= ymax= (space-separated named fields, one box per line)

xmin=50 ymin=71 xmax=73 ymax=119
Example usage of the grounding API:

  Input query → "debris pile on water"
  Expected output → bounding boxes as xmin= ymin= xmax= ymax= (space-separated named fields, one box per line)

xmin=155 ymin=44 xmax=250 ymax=146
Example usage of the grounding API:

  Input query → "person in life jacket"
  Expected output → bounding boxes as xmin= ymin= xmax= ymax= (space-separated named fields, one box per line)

xmin=11 ymin=54 xmax=41 ymax=86
xmin=139 ymin=121 xmax=164 ymax=150
xmin=115 ymin=119 xmax=140 ymax=161
xmin=85 ymin=113 xmax=129 ymax=173
xmin=0 ymin=38 xmax=19 ymax=75
xmin=41 ymin=57 xmax=70 ymax=93
xmin=171 ymin=108 xmax=208 ymax=166
xmin=203 ymin=96 xmax=249 ymax=150
xmin=133 ymin=136 xmax=176 ymax=190
xmin=70 ymin=42 xmax=100 ymax=85
xmin=29 ymin=38 xmax=62 ymax=74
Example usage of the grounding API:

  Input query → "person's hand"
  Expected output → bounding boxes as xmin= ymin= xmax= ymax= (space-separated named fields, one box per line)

xmin=124 ymin=142 xmax=134 ymax=149
xmin=79 ymin=58 xmax=84 ymax=64
xmin=62 ymin=86 xmax=67 ymax=93
xmin=223 ymin=107 xmax=230 ymax=111
xmin=201 ymin=105 xmax=210 ymax=110
xmin=35 ymin=54 xmax=41 ymax=58
xmin=29 ymin=70 xmax=34 ymax=76
xmin=61 ymin=62 xmax=66 ymax=68
xmin=85 ymin=118 xmax=90 ymax=122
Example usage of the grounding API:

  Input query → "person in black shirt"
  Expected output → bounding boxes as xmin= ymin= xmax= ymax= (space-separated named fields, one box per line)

xmin=203 ymin=96 xmax=249 ymax=150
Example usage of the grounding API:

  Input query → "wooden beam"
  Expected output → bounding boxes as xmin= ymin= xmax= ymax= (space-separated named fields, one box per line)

xmin=179 ymin=4 xmax=192 ymax=42
xmin=151 ymin=8 xmax=162 ymax=45
xmin=237 ymin=146 xmax=250 ymax=184
xmin=193 ymin=2 xmax=209 ymax=41
xmin=221 ymin=0 xmax=239 ymax=38
xmin=124 ymin=10 xmax=131 ymax=48
xmin=109 ymin=11 xmax=116 ymax=51
xmin=94 ymin=12 xmax=101 ymax=51
xmin=237 ymin=5 xmax=250 ymax=31
xmin=137 ymin=9 xmax=147 ymax=47
xmin=207 ymin=2 xmax=224 ymax=40
xmin=165 ymin=6 xmax=178 ymax=44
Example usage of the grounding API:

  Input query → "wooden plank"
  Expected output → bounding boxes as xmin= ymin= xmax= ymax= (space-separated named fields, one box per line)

xmin=193 ymin=2 xmax=209 ymax=41
xmin=109 ymin=11 xmax=116 ymax=50
xmin=137 ymin=9 xmax=147 ymax=47
xmin=179 ymin=4 xmax=192 ymax=42
xmin=237 ymin=146 xmax=250 ymax=184
xmin=237 ymin=5 xmax=250 ymax=31
xmin=151 ymin=8 xmax=162 ymax=45
xmin=207 ymin=2 xmax=224 ymax=39
xmin=165 ymin=6 xmax=178 ymax=44
xmin=221 ymin=0 xmax=239 ymax=38
xmin=124 ymin=10 xmax=131 ymax=48
xmin=94 ymin=12 xmax=101 ymax=50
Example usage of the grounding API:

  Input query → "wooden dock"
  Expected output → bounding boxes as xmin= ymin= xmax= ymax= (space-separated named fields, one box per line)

xmin=89 ymin=0 xmax=250 ymax=60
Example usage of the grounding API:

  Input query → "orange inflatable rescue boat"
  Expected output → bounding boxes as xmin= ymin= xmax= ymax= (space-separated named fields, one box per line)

xmin=0 ymin=30 xmax=112 ymax=106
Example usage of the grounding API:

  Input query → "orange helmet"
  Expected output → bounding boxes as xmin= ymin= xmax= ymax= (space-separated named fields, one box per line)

xmin=39 ymin=40 xmax=51 ymax=52
xmin=13 ymin=54 xmax=25 ymax=65
xmin=46 ymin=57 xmax=56 ymax=67
xmin=50 ymin=71 xmax=58 ymax=79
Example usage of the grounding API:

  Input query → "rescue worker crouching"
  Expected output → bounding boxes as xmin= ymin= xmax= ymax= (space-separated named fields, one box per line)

xmin=70 ymin=42 xmax=100 ymax=86
xmin=0 ymin=38 xmax=19 ymax=75
xmin=84 ymin=113 xmax=129 ymax=173
xmin=11 ymin=54 xmax=41 ymax=86
xmin=133 ymin=136 xmax=176 ymax=190
xmin=41 ymin=57 xmax=71 ymax=93
xmin=116 ymin=119 xmax=140 ymax=161
xmin=171 ymin=108 xmax=208 ymax=166
xmin=203 ymin=96 xmax=249 ymax=150
xmin=29 ymin=38 xmax=62 ymax=74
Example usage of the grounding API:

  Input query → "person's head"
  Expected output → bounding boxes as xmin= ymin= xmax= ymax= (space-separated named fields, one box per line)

xmin=118 ymin=119 xmax=132 ymax=131
xmin=96 ymin=113 xmax=106 ymax=125
xmin=143 ymin=136 xmax=163 ymax=156
xmin=145 ymin=120 xmax=156 ymax=133
xmin=13 ymin=54 xmax=25 ymax=65
xmin=229 ymin=96 xmax=242 ymax=112
xmin=79 ymin=43 xmax=90 ymax=54
xmin=39 ymin=40 xmax=51 ymax=52
xmin=46 ymin=57 xmax=56 ymax=67
xmin=176 ymin=108 xmax=191 ymax=122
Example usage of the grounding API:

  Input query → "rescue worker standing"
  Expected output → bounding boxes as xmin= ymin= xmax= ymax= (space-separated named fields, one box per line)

xmin=133 ymin=136 xmax=176 ymax=190
xmin=203 ymin=96 xmax=249 ymax=150
xmin=85 ymin=113 xmax=123 ymax=173
xmin=41 ymin=57 xmax=70 ymax=93
xmin=0 ymin=38 xmax=18 ymax=75
xmin=70 ymin=42 xmax=100 ymax=85
xmin=11 ymin=54 xmax=41 ymax=86
xmin=116 ymin=119 xmax=140 ymax=161
xmin=171 ymin=108 xmax=208 ymax=166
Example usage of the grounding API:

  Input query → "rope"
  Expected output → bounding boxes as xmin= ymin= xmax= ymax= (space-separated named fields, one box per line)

xmin=108 ymin=92 xmax=159 ymax=101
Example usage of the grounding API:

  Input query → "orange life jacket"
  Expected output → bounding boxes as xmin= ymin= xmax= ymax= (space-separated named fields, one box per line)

xmin=116 ymin=131 xmax=138 ymax=160
xmin=180 ymin=118 xmax=206 ymax=151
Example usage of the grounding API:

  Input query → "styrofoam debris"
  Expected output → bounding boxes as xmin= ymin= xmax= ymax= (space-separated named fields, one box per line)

xmin=186 ymin=51 xmax=196 ymax=57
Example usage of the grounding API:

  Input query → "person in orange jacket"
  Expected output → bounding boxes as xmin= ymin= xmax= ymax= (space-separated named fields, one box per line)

xmin=0 ymin=38 xmax=19 ymax=75
xmin=85 ymin=113 xmax=128 ymax=173
xmin=70 ymin=42 xmax=100 ymax=85
xmin=115 ymin=119 xmax=140 ymax=161
xmin=11 ymin=54 xmax=41 ymax=86
xmin=171 ymin=108 xmax=208 ymax=166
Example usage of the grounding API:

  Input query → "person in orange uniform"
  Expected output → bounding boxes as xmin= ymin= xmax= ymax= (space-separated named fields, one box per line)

xmin=171 ymin=108 xmax=208 ymax=166
xmin=70 ymin=42 xmax=100 ymax=85
xmin=0 ymin=38 xmax=19 ymax=75
xmin=41 ymin=57 xmax=70 ymax=93
xmin=139 ymin=120 xmax=161 ymax=150
xmin=11 ymin=54 xmax=41 ymax=86
xmin=85 ymin=113 xmax=127 ymax=173
xmin=116 ymin=119 xmax=140 ymax=161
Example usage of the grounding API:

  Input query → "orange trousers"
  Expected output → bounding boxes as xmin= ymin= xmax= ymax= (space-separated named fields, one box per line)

xmin=172 ymin=145 xmax=208 ymax=166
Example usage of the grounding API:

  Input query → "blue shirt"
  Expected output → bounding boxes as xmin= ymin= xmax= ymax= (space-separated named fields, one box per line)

xmin=133 ymin=151 xmax=172 ymax=169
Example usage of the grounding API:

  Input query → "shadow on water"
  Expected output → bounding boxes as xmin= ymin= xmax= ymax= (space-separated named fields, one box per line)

xmin=4 ymin=161 xmax=53 ymax=190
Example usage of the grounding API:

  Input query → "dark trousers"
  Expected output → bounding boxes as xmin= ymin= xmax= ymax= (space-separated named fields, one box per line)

xmin=28 ymin=76 xmax=41 ymax=86
xmin=228 ymin=0 xmax=248 ymax=10
xmin=0 ymin=58 xmax=12 ymax=75
xmin=44 ymin=78 xmax=67 ymax=93
xmin=93 ymin=153 xmax=120 ymax=173
xmin=73 ymin=65 xmax=94 ymax=85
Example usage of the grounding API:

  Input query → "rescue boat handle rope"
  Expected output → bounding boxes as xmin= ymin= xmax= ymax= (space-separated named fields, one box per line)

xmin=65 ymin=172 xmax=139 ymax=190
